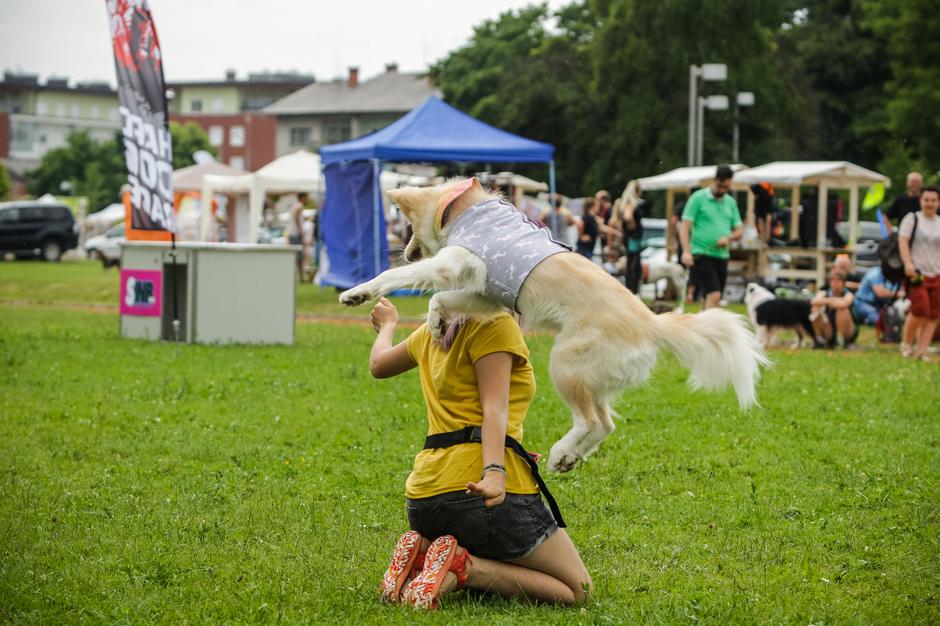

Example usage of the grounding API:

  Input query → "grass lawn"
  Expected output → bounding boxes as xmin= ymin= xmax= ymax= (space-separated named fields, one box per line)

xmin=0 ymin=259 xmax=433 ymax=320
xmin=1 ymin=262 xmax=938 ymax=624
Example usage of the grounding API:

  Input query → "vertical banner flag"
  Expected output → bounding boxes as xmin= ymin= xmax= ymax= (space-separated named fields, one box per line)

xmin=106 ymin=0 xmax=174 ymax=241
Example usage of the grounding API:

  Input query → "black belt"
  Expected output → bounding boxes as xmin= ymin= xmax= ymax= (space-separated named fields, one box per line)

xmin=423 ymin=426 xmax=566 ymax=528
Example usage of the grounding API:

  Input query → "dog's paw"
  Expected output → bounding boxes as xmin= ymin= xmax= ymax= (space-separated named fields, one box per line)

xmin=427 ymin=299 xmax=448 ymax=341
xmin=339 ymin=286 xmax=373 ymax=307
xmin=547 ymin=446 xmax=580 ymax=473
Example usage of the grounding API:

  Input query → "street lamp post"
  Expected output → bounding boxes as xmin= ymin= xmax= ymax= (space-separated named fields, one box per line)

xmin=696 ymin=94 xmax=729 ymax=167
xmin=732 ymin=91 xmax=755 ymax=164
xmin=687 ymin=63 xmax=727 ymax=166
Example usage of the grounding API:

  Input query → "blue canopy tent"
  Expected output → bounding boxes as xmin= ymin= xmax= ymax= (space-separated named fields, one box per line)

xmin=318 ymin=96 xmax=555 ymax=288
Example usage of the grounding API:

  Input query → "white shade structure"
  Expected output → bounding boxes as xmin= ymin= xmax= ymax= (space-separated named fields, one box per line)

xmin=173 ymin=161 xmax=248 ymax=193
xmin=733 ymin=161 xmax=889 ymax=188
xmin=637 ymin=164 xmax=748 ymax=191
xmin=200 ymin=151 xmax=324 ymax=243
xmin=735 ymin=161 xmax=892 ymax=287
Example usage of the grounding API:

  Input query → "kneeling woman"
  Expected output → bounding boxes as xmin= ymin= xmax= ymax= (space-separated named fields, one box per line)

xmin=368 ymin=297 xmax=591 ymax=609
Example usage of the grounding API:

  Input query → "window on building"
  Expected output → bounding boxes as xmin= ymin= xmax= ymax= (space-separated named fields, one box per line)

xmin=211 ymin=97 xmax=224 ymax=112
xmin=69 ymin=104 xmax=80 ymax=118
xmin=109 ymin=107 xmax=119 ymax=121
xmin=56 ymin=104 xmax=66 ymax=117
xmin=324 ymin=122 xmax=351 ymax=145
xmin=229 ymin=156 xmax=245 ymax=171
xmin=90 ymin=105 xmax=100 ymax=119
xmin=229 ymin=126 xmax=245 ymax=147
xmin=208 ymin=125 xmax=224 ymax=147
xmin=290 ymin=127 xmax=311 ymax=147
xmin=190 ymin=99 xmax=203 ymax=112
xmin=36 ymin=101 xmax=48 ymax=115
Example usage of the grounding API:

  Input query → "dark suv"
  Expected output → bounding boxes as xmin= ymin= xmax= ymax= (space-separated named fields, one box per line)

xmin=0 ymin=201 xmax=79 ymax=261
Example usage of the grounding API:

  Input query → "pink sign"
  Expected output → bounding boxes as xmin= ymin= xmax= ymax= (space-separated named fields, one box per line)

xmin=119 ymin=269 xmax=163 ymax=317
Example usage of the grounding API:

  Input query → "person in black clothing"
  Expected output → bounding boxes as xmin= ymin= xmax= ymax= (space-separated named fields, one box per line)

xmin=577 ymin=198 xmax=620 ymax=261
xmin=672 ymin=187 xmax=698 ymax=301
xmin=619 ymin=181 xmax=649 ymax=294
xmin=576 ymin=198 xmax=600 ymax=260
xmin=882 ymin=171 xmax=923 ymax=234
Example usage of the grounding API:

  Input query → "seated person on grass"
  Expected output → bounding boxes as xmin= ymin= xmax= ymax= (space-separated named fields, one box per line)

xmin=811 ymin=269 xmax=859 ymax=348
xmin=368 ymin=297 xmax=591 ymax=610
xmin=852 ymin=265 xmax=901 ymax=326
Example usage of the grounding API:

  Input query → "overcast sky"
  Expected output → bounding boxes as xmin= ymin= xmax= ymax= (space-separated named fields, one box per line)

xmin=0 ymin=0 xmax=569 ymax=85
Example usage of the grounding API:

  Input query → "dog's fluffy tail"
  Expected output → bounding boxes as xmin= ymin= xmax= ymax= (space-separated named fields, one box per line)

xmin=651 ymin=308 xmax=770 ymax=408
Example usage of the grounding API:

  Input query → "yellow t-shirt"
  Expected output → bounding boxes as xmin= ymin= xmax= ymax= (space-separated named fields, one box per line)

xmin=405 ymin=315 xmax=539 ymax=499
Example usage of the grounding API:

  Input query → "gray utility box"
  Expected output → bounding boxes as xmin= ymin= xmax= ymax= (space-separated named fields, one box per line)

xmin=119 ymin=241 xmax=299 ymax=345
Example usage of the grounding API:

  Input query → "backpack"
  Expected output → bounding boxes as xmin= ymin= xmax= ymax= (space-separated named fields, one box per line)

xmin=876 ymin=303 xmax=905 ymax=343
xmin=879 ymin=213 xmax=918 ymax=284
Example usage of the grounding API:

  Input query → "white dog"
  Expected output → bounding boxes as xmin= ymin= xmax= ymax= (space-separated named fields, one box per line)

xmin=341 ymin=178 xmax=768 ymax=472
xmin=644 ymin=259 xmax=688 ymax=312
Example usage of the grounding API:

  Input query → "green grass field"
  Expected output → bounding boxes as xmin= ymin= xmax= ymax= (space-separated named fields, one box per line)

xmin=1 ymin=260 xmax=938 ymax=624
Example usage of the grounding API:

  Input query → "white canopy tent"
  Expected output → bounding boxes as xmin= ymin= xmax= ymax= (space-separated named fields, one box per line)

xmin=173 ymin=161 xmax=248 ymax=192
xmin=734 ymin=161 xmax=891 ymax=285
xmin=200 ymin=151 xmax=324 ymax=243
xmin=637 ymin=164 xmax=748 ymax=191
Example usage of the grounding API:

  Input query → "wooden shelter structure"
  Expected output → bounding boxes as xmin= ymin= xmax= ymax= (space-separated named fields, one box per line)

xmin=735 ymin=161 xmax=891 ymax=287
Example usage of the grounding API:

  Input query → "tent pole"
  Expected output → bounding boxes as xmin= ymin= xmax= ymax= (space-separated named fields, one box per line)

xmin=372 ymin=158 xmax=381 ymax=278
xmin=549 ymin=161 xmax=556 ymax=200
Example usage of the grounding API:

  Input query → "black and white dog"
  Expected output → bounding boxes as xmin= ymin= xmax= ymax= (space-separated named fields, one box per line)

xmin=745 ymin=282 xmax=815 ymax=349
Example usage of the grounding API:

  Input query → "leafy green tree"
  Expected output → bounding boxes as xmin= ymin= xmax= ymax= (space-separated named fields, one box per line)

xmin=27 ymin=131 xmax=125 ymax=212
xmin=776 ymin=0 xmax=890 ymax=167
xmin=0 ymin=160 xmax=11 ymax=199
xmin=27 ymin=122 xmax=218 ymax=212
xmin=169 ymin=121 xmax=217 ymax=170
xmin=863 ymin=0 xmax=940 ymax=185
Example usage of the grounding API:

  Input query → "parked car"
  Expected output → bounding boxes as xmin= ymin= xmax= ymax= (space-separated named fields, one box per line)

xmin=836 ymin=220 xmax=883 ymax=267
xmin=0 ymin=201 xmax=79 ymax=261
xmin=84 ymin=222 xmax=125 ymax=267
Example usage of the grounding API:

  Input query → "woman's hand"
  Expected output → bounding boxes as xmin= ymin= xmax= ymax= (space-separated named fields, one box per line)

xmin=466 ymin=472 xmax=506 ymax=508
xmin=370 ymin=297 xmax=399 ymax=332
xmin=904 ymin=262 xmax=917 ymax=278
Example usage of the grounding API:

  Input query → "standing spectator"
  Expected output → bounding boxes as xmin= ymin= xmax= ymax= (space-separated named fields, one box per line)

xmin=576 ymin=198 xmax=599 ymax=260
xmin=288 ymin=192 xmax=308 ymax=280
xmin=594 ymin=190 xmax=613 ymax=225
xmin=852 ymin=265 xmax=901 ymax=326
xmin=540 ymin=197 xmax=576 ymax=247
xmin=618 ymin=181 xmax=649 ymax=294
xmin=671 ymin=187 xmax=699 ymax=302
xmin=679 ymin=165 xmax=744 ymax=309
xmin=898 ymin=186 xmax=940 ymax=360
xmin=577 ymin=198 xmax=620 ymax=261
xmin=882 ymin=171 xmax=923 ymax=233
xmin=810 ymin=269 xmax=859 ymax=348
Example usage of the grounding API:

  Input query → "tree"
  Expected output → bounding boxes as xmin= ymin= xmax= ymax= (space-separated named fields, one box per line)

xmin=169 ymin=121 xmax=217 ymax=170
xmin=863 ymin=0 xmax=940 ymax=185
xmin=27 ymin=131 xmax=125 ymax=212
xmin=0 ymin=160 xmax=11 ymax=199
xmin=27 ymin=122 xmax=218 ymax=212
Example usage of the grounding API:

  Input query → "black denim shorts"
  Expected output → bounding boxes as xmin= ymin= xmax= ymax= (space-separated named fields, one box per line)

xmin=406 ymin=491 xmax=558 ymax=561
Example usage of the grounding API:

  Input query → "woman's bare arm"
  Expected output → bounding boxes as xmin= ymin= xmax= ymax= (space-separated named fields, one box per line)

xmin=466 ymin=351 xmax=512 ymax=507
xmin=369 ymin=298 xmax=417 ymax=378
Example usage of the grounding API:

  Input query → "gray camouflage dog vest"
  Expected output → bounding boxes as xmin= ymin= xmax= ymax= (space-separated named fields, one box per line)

xmin=446 ymin=198 xmax=570 ymax=312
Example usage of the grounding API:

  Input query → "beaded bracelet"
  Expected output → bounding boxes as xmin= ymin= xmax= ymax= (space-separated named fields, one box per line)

xmin=482 ymin=463 xmax=507 ymax=477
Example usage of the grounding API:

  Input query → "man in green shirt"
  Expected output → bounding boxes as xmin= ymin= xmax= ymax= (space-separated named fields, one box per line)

xmin=679 ymin=165 xmax=744 ymax=309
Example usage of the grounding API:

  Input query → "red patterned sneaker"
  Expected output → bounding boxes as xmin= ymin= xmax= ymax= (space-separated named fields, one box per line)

xmin=406 ymin=535 xmax=472 ymax=610
xmin=379 ymin=531 xmax=423 ymax=603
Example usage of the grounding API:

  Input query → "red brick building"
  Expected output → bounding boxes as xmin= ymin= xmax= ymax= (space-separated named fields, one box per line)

xmin=169 ymin=112 xmax=276 ymax=172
